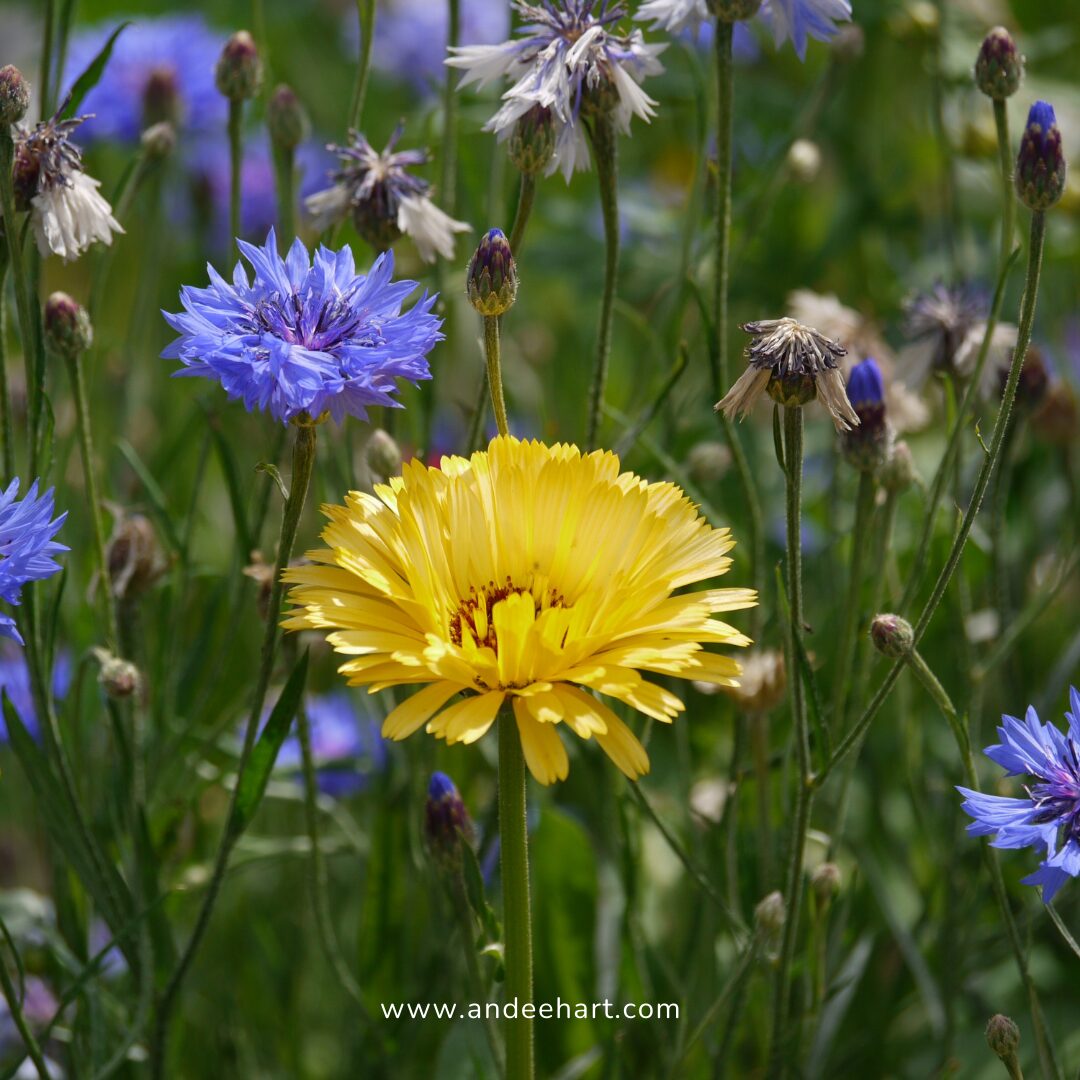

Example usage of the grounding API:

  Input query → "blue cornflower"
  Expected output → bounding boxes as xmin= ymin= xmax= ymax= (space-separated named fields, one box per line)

xmin=162 ymin=229 xmax=442 ymax=424
xmin=273 ymin=691 xmax=387 ymax=797
xmin=958 ymin=688 xmax=1080 ymax=903
xmin=62 ymin=15 xmax=226 ymax=143
xmin=761 ymin=0 xmax=852 ymax=60
xmin=846 ymin=357 xmax=884 ymax=409
xmin=0 ymin=481 xmax=68 ymax=645
xmin=0 ymin=644 xmax=72 ymax=740
xmin=843 ymin=357 xmax=888 ymax=469
xmin=425 ymin=771 xmax=473 ymax=860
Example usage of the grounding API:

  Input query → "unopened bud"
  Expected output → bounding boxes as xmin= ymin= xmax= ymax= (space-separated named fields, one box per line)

xmin=880 ymin=440 xmax=919 ymax=493
xmin=140 ymin=121 xmax=176 ymax=160
xmin=44 ymin=292 xmax=93 ymax=359
xmin=754 ymin=890 xmax=786 ymax=963
xmin=985 ymin=1014 xmax=1021 ymax=1063
xmin=811 ymin=863 xmax=842 ymax=907
xmin=142 ymin=65 xmax=182 ymax=127
xmin=686 ymin=441 xmax=732 ymax=487
xmin=1015 ymin=101 xmax=1067 ymax=212
xmin=106 ymin=512 xmax=167 ymax=599
xmin=0 ymin=65 xmax=30 ymax=127
xmin=842 ymin=358 xmax=889 ymax=472
xmin=215 ymin=31 xmax=262 ymax=101
xmin=366 ymin=429 xmax=402 ymax=482
xmin=707 ymin=0 xmax=763 ymax=20
xmin=509 ymin=104 xmax=556 ymax=176
xmin=268 ymin=84 xmax=309 ymax=151
xmin=93 ymin=650 xmax=140 ymax=699
xmin=425 ymin=772 xmax=473 ymax=865
xmin=975 ymin=28 xmax=1023 ymax=101
xmin=787 ymin=139 xmax=822 ymax=184
xmin=467 ymin=228 xmax=517 ymax=317
xmin=870 ymin=613 xmax=914 ymax=659
xmin=243 ymin=551 xmax=275 ymax=620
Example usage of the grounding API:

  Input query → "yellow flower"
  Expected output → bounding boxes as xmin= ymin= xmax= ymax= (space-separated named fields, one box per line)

xmin=283 ymin=436 xmax=755 ymax=784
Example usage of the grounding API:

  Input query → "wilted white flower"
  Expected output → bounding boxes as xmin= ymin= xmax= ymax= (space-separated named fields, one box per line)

xmin=15 ymin=113 xmax=122 ymax=262
xmin=447 ymin=1 xmax=665 ymax=182
xmin=635 ymin=0 xmax=708 ymax=33
xmin=304 ymin=125 xmax=469 ymax=263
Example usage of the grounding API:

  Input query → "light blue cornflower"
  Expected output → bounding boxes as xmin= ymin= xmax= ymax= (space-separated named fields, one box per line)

xmin=959 ymin=688 xmax=1080 ymax=903
xmin=0 ymin=481 xmax=68 ymax=645
xmin=162 ymin=229 xmax=442 ymax=424
xmin=0 ymin=644 xmax=72 ymax=741
xmin=62 ymin=14 xmax=226 ymax=143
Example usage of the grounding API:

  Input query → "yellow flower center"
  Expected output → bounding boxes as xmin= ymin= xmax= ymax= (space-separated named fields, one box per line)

xmin=448 ymin=578 xmax=567 ymax=655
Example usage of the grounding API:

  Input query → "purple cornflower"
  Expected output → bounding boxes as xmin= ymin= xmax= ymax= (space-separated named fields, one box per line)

xmin=304 ymin=126 xmax=469 ymax=263
xmin=273 ymin=692 xmax=387 ymax=797
xmin=162 ymin=229 xmax=442 ymax=424
xmin=0 ymin=644 xmax=72 ymax=740
xmin=62 ymin=15 xmax=226 ymax=143
xmin=447 ymin=1 xmax=666 ymax=182
xmin=959 ymin=688 xmax=1080 ymax=903
xmin=0 ymin=481 xmax=68 ymax=645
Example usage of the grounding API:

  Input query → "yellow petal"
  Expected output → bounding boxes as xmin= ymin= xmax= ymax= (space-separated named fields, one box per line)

xmin=561 ymin=685 xmax=649 ymax=779
xmin=513 ymin=699 xmax=569 ymax=785
xmin=382 ymin=681 xmax=463 ymax=740
xmin=428 ymin=690 xmax=505 ymax=745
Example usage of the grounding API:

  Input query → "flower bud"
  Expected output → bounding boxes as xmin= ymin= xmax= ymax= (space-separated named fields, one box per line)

xmin=580 ymin=75 xmax=621 ymax=120
xmin=870 ymin=613 xmax=914 ymax=659
xmin=425 ymin=772 xmax=473 ymax=865
xmin=44 ymin=292 xmax=93 ymax=359
xmin=0 ymin=65 xmax=30 ymax=127
xmin=985 ymin=1014 xmax=1021 ymax=1062
xmin=215 ymin=31 xmax=262 ymax=102
xmin=754 ymin=890 xmax=786 ymax=962
xmin=1015 ymin=101 xmax=1067 ymax=212
xmin=880 ymin=440 xmax=919 ymax=494
xmin=767 ymin=372 xmax=817 ymax=408
xmin=243 ymin=551 xmax=275 ymax=620
xmin=686 ymin=441 xmax=732 ymax=487
xmin=811 ymin=863 xmax=842 ymax=907
xmin=140 ymin=121 xmax=176 ymax=161
xmin=787 ymin=139 xmax=822 ymax=184
xmin=12 ymin=144 xmax=40 ymax=212
xmin=707 ymin=0 xmax=763 ymax=20
xmin=467 ymin=228 xmax=517 ymax=317
xmin=722 ymin=649 xmax=786 ymax=713
xmin=975 ymin=28 xmax=1023 ymax=101
xmin=842 ymin=358 xmax=889 ymax=472
xmin=268 ymin=84 xmax=309 ymax=151
xmin=106 ymin=512 xmax=167 ymax=599
xmin=93 ymin=649 xmax=141 ymax=699
xmin=142 ymin=65 xmax=182 ymax=128
xmin=509 ymin=104 xmax=556 ymax=176
xmin=366 ymin=428 xmax=402 ymax=483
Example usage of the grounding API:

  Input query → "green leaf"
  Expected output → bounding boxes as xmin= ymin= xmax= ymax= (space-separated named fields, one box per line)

xmin=461 ymin=840 xmax=500 ymax=941
xmin=60 ymin=22 xmax=131 ymax=120
xmin=255 ymin=461 xmax=289 ymax=503
xmin=116 ymin=438 xmax=184 ymax=556
xmin=229 ymin=649 xmax=309 ymax=837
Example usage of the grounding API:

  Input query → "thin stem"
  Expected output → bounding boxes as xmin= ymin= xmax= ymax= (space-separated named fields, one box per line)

xmin=508 ymin=173 xmax=536 ymax=257
xmin=466 ymin=367 xmax=488 ymax=453
xmin=40 ymin=0 xmax=56 ymax=120
xmin=0 ymin=921 xmax=52 ymax=1080
xmin=348 ymin=0 xmax=376 ymax=131
xmin=498 ymin=712 xmax=534 ymax=1080
xmin=64 ymin=352 xmax=120 ymax=651
xmin=751 ymin=711 xmax=773 ymax=891
xmin=151 ymin=421 xmax=318 ymax=1077
xmin=0 ymin=133 xmax=45 ymax=478
xmin=830 ymin=470 xmax=876 ymax=730
xmin=929 ymin=0 xmax=959 ymax=279
xmin=272 ymin=144 xmax=296 ymax=251
xmin=768 ymin=406 xmax=813 ymax=1078
xmin=712 ymin=19 xmax=734 ymax=394
xmin=227 ymin=98 xmax=244 ymax=247
xmin=818 ymin=211 xmax=1046 ymax=789
xmin=993 ymin=99 xmax=1014 ymax=272
xmin=0 ymin=244 xmax=12 ymax=479
xmin=585 ymin=113 xmax=619 ymax=450
xmin=483 ymin=315 xmax=509 ymax=438
xmin=440 ymin=0 xmax=460 ymax=214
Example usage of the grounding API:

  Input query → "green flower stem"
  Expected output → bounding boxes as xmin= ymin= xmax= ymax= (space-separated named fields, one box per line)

xmin=63 ymin=352 xmax=120 ymax=651
xmin=994 ymin=99 xmax=1015 ymax=272
xmin=585 ymin=112 xmax=619 ymax=450
xmin=0 ymin=922 xmax=52 ymax=1080
xmin=441 ymin=0 xmax=460 ymax=213
xmin=466 ymin=368 xmax=489 ymax=453
xmin=768 ymin=405 xmax=814 ymax=1078
xmin=508 ymin=172 xmax=537 ymax=257
xmin=483 ymin=315 xmax=510 ymax=438
xmin=929 ymin=0 xmax=959 ymax=278
xmin=829 ymin=470 xmax=876 ymax=731
xmin=0 ymin=132 xmax=45 ymax=477
xmin=816 ymin=210 xmax=1046 ymax=790
xmin=713 ymin=18 xmax=734 ymax=394
xmin=751 ymin=710 xmax=773 ymax=891
xmin=498 ymin=712 xmax=534 ymax=1080
xmin=40 ymin=0 xmax=56 ymax=120
xmin=151 ymin=420 xmax=318 ymax=1078
xmin=0 ymin=244 xmax=13 ymax=479
xmin=905 ymin=648 xmax=1061 ymax=1080
xmin=272 ymin=143 xmax=296 ymax=253
xmin=227 ymin=98 xmax=244 ymax=246
xmin=348 ymin=0 xmax=377 ymax=130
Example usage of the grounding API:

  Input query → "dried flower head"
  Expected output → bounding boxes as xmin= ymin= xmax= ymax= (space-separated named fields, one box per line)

xmin=716 ymin=317 xmax=858 ymax=430
xmin=720 ymin=648 xmax=786 ymax=713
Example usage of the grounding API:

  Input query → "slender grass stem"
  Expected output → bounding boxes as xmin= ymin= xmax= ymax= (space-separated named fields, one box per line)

xmin=64 ymin=351 xmax=120 ymax=651
xmin=818 ymin=211 xmax=1045 ymax=789
xmin=441 ymin=0 xmax=460 ymax=214
xmin=993 ymin=99 xmax=1014 ymax=272
xmin=466 ymin=368 xmax=489 ymax=453
xmin=483 ymin=315 xmax=510 ymax=438
xmin=40 ymin=0 xmax=56 ymax=121
xmin=272 ymin=143 xmax=296 ymax=251
xmin=151 ymin=420 xmax=318 ymax=1077
xmin=227 ymin=99 xmax=244 ymax=247
xmin=768 ymin=406 xmax=813 ymax=1078
xmin=498 ymin=712 xmax=534 ymax=1080
xmin=348 ymin=0 xmax=376 ymax=131
xmin=508 ymin=173 xmax=536 ymax=257
xmin=713 ymin=19 xmax=734 ymax=394
xmin=0 ymin=920 xmax=51 ymax=1080
xmin=585 ymin=113 xmax=619 ymax=450
xmin=0 ymin=245 xmax=12 ymax=479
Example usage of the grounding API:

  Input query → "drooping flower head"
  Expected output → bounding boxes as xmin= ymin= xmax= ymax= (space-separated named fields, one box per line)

xmin=304 ymin=125 xmax=470 ymax=263
xmin=162 ymin=229 xmax=442 ymax=424
xmin=270 ymin=691 xmax=387 ymax=797
xmin=446 ymin=1 xmax=666 ymax=182
xmin=716 ymin=317 xmax=859 ymax=430
xmin=62 ymin=15 xmax=226 ymax=142
xmin=958 ymin=688 xmax=1080 ymax=903
xmin=13 ymin=112 xmax=123 ymax=261
xmin=284 ymin=436 xmax=755 ymax=785
xmin=0 ymin=480 xmax=68 ymax=645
